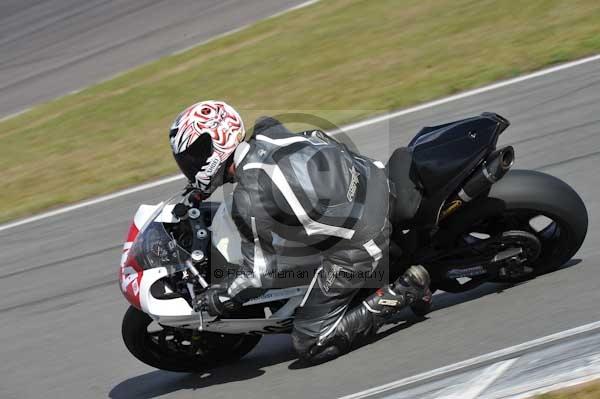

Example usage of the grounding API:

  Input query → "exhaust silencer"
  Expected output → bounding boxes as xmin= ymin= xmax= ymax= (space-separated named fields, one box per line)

xmin=439 ymin=146 xmax=514 ymax=221
xmin=457 ymin=146 xmax=514 ymax=202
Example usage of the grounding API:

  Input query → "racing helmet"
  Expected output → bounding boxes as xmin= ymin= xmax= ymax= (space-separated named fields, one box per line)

xmin=169 ymin=101 xmax=245 ymax=197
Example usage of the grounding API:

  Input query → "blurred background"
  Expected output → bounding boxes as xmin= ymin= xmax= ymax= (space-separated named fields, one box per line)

xmin=2 ymin=0 xmax=599 ymax=222
xmin=1 ymin=1 xmax=599 ymax=398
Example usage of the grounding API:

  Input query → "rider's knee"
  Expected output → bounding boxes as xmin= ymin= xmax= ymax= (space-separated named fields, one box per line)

xmin=291 ymin=330 xmax=316 ymax=360
xmin=291 ymin=330 xmax=346 ymax=365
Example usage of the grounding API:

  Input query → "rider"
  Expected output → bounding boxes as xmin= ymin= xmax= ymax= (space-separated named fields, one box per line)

xmin=169 ymin=100 xmax=431 ymax=364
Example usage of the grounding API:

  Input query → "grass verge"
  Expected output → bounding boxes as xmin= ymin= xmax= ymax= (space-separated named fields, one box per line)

xmin=535 ymin=380 xmax=600 ymax=398
xmin=2 ymin=0 xmax=600 ymax=222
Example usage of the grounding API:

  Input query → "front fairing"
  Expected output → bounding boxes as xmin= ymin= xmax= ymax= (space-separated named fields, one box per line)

xmin=128 ymin=220 xmax=191 ymax=275
xmin=119 ymin=190 xmax=195 ymax=312
xmin=126 ymin=190 xmax=192 ymax=273
xmin=118 ymin=190 xmax=308 ymax=330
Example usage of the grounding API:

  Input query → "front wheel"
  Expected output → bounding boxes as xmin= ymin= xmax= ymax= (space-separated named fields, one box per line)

xmin=121 ymin=306 xmax=261 ymax=372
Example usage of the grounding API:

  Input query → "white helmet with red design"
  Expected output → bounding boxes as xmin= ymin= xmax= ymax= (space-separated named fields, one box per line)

xmin=169 ymin=100 xmax=245 ymax=197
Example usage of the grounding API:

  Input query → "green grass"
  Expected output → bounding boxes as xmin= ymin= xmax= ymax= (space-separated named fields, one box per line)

xmin=2 ymin=0 xmax=600 ymax=222
xmin=535 ymin=380 xmax=600 ymax=398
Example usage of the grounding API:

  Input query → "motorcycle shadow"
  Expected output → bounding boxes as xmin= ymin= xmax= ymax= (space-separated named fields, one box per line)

xmin=286 ymin=283 xmax=513 ymax=370
xmin=289 ymin=258 xmax=582 ymax=369
xmin=422 ymin=257 xmax=583 ymax=316
xmin=110 ymin=259 xmax=582 ymax=396
xmin=109 ymin=334 xmax=297 ymax=399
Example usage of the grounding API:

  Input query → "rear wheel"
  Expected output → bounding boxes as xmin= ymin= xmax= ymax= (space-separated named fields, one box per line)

xmin=122 ymin=306 xmax=261 ymax=373
xmin=469 ymin=210 xmax=578 ymax=282
xmin=486 ymin=170 xmax=588 ymax=281
xmin=428 ymin=170 xmax=587 ymax=288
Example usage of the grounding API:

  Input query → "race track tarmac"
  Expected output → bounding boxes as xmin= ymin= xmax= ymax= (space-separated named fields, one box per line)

xmin=0 ymin=0 xmax=309 ymax=118
xmin=1 ymin=57 xmax=599 ymax=398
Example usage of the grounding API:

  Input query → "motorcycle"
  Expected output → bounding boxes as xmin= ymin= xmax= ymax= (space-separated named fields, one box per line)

xmin=118 ymin=113 xmax=588 ymax=372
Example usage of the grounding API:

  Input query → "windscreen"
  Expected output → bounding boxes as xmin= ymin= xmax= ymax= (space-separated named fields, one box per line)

xmin=127 ymin=191 xmax=191 ymax=275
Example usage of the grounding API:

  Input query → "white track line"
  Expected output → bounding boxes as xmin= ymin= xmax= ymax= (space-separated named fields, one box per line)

xmin=0 ymin=175 xmax=185 ymax=232
xmin=341 ymin=53 xmax=600 ymax=132
xmin=1 ymin=53 xmax=599 ymax=232
xmin=170 ymin=0 xmax=320 ymax=56
xmin=0 ymin=106 xmax=32 ymax=122
xmin=0 ymin=0 xmax=322 ymax=123
xmin=437 ymin=359 xmax=518 ymax=399
xmin=339 ymin=320 xmax=600 ymax=399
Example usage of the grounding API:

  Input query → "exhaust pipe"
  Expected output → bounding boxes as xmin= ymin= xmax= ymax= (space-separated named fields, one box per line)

xmin=439 ymin=146 xmax=514 ymax=220
xmin=456 ymin=146 xmax=514 ymax=202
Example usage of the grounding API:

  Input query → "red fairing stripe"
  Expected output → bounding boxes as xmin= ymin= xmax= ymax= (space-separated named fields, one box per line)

xmin=126 ymin=222 xmax=139 ymax=242
xmin=119 ymin=222 xmax=143 ymax=309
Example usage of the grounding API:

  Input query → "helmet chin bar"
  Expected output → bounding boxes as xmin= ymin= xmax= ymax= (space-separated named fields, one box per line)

xmin=194 ymin=155 xmax=235 ymax=197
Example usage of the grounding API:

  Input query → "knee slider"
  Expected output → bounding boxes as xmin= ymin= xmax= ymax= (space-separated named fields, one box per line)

xmin=292 ymin=331 xmax=348 ymax=365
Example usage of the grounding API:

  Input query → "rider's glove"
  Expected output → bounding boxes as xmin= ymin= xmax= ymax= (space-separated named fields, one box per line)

xmin=198 ymin=287 xmax=242 ymax=317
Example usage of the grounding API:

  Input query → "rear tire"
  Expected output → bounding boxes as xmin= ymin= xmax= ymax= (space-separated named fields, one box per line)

xmin=122 ymin=306 xmax=261 ymax=373
xmin=487 ymin=170 xmax=588 ymax=278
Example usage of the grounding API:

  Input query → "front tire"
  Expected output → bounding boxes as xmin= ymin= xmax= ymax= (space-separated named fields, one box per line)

xmin=122 ymin=306 xmax=261 ymax=372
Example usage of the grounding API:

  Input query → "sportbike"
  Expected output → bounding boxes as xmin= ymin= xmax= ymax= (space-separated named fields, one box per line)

xmin=118 ymin=113 xmax=588 ymax=372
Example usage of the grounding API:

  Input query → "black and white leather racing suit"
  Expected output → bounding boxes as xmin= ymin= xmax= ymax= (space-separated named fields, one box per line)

xmin=226 ymin=117 xmax=426 ymax=363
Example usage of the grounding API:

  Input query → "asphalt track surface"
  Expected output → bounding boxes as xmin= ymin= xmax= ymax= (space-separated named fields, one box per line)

xmin=0 ymin=0 xmax=309 ymax=119
xmin=1 ymin=55 xmax=599 ymax=399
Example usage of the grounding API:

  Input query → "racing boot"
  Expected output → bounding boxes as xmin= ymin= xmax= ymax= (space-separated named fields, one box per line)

xmin=298 ymin=266 xmax=432 ymax=364
xmin=364 ymin=265 xmax=431 ymax=323
xmin=335 ymin=265 xmax=431 ymax=344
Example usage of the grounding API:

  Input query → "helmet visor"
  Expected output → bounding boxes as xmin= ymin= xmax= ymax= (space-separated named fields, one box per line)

xmin=173 ymin=133 xmax=213 ymax=181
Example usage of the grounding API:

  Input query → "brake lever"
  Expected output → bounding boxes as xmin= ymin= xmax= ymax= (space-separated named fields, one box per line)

xmin=185 ymin=259 xmax=209 ymax=288
xmin=183 ymin=264 xmax=207 ymax=331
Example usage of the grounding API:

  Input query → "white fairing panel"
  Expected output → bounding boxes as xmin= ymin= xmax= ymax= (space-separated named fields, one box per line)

xmin=132 ymin=197 xmax=308 ymax=332
xmin=139 ymin=267 xmax=195 ymax=317
xmin=211 ymin=194 xmax=244 ymax=264
xmin=133 ymin=203 xmax=178 ymax=229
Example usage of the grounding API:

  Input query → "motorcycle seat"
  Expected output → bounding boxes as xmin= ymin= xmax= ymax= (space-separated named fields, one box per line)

xmin=386 ymin=147 xmax=423 ymax=226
